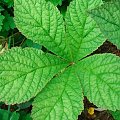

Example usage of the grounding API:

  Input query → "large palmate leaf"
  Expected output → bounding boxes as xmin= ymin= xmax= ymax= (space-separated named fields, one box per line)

xmin=65 ymin=0 xmax=105 ymax=60
xmin=90 ymin=0 xmax=120 ymax=49
xmin=14 ymin=0 xmax=69 ymax=60
xmin=76 ymin=54 xmax=120 ymax=110
xmin=32 ymin=67 xmax=83 ymax=120
xmin=0 ymin=48 xmax=68 ymax=104
xmin=0 ymin=0 xmax=119 ymax=119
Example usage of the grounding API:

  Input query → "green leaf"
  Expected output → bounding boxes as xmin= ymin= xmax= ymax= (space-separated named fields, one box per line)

xmin=90 ymin=0 xmax=120 ymax=49
xmin=65 ymin=0 xmax=105 ymax=60
xmin=0 ymin=13 xmax=4 ymax=31
xmin=2 ymin=12 xmax=16 ymax=31
xmin=14 ymin=0 xmax=69 ymax=60
xmin=25 ymin=114 xmax=32 ymax=120
xmin=32 ymin=67 xmax=84 ymax=120
xmin=24 ymin=39 xmax=42 ymax=49
xmin=0 ymin=6 xmax=4 ymax=12
xmin=10 ymin=112 xmax=20 ymax=120
xmin=46 ymin=0 xmax=63 ymax=6
xmin=76 ymin=54 xmax=120 ymax=110
xmin=4 ymin=0 xmax=14 ymax=7
xmin=0 ymin=108 xmax=20 ymax=120
xmin=17 ymin=99 xmax=33 ymax=110
xmin=0 ymin=109 xmax=9 ymax=120
xmin=0 ymin=48 xmax=68 ymax=104
xmin=19 ymin=112 xmax=32 ymax=120
xmin=111 ymin=110 xmax=120 ymax=120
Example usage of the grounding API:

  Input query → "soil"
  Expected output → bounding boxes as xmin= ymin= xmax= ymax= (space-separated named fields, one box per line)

xmin=92 ymin=40 xmax=120 ymax=56
xmin=78 ymin=97 xmax=114 ymax=120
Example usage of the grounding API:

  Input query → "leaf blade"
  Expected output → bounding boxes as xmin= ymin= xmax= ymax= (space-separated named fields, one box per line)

xmin=0 ymin=13 xmax=4 ymax=31
xmin=65 ymin=0 xmax=105 ymax=60
xmin=46 ymin=0 xmax=63 ymax=6
xmin=90 ymin=0 xmax=120 ymax=48
xmin=32 ymin=67 xmax=84 ymax=120
xmin=76 ymin=54 xmax=120 ymax=110
xmin=0 ymin=48 xmax=68 ymax=104
xmin=14 ymin=0 xmax=69 ymax=60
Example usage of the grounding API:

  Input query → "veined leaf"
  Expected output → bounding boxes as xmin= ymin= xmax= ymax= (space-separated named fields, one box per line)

xmin=14 ymin=0 xmax=69 ymax=60
xmin=0 ymin=48 xmax=68 ymax=104
xmin=65 ymin=0 xmax=105 ymax=60
xmin=76 ymin=54 xmax=120 ymax=110
xmin=32 ymin=67 xmax=83 ymax=120
xmin=90 ymin=0 xmax=120 ymax=49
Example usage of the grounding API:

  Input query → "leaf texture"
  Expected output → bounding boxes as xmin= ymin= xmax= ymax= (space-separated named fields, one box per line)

xmin=14 ymin=0 xmax=69 ymax=60
xmin=65 ymin=0 xmax=105 ymax=60
xmin=32 ymin=67 xmax=84 ymax=120
xmin=46 ymin=0 xmax=63 ymax=6
xmin=76 ymin=54 xmax=120 ymax=110
xmin=90 ymin=0 xmax=120 ymax=48
xmin=0 ymin=48 xmax=68 ymax=104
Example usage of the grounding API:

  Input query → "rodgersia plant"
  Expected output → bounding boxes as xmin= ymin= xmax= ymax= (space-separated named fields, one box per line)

xmin=0 ymin=0 xmax=120 ymax=120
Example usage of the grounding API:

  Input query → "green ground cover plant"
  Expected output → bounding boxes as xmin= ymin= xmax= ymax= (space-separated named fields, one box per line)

xmin=0 ymin=0 xmax=120 ymax=120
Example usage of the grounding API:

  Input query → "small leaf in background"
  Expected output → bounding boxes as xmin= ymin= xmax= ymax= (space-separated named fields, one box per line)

xmin=0 ymin=6 xmax=4 ymax=12
xmin=23 ymin=39 xmax=42 ymax=49
xmin=0 ymin=13 xmax=4 ymax=31
xmin=10 ymin=112 xmax=20 ymax=120
xmin=4 ymin=0 xmax=14 ymax=7
xmin=2 ymin=11 xmax=15 ymax=31
xmin=111 ymin=110 xmax=120 ymax=120
xmin=0 ymin=102 xmax=4 ymax=107
xmin=17 ymin=99 xmax=33 ymax=110
xmin=19 ymin=112 xmax=32 ymax=120
xmin=24 ymin=114 xmax=32 ymax=120
xmin=0 ymin=108 xmax=20 ymax=120
xmin=0 ymin=109 xmax=9 ymax=120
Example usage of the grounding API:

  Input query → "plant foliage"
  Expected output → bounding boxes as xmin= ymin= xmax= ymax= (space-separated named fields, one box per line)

xmin=111 ymin=110 xmax=120 ymax=120
xmin=90 ymin=0 xmax=120 ymax=49
xmin=0 ymin=0 xmax=15 ymax=33
xmin=0 ymin=0 xmax=120 ymax=120
xmin=2 ymin=11 xmax=15 ymax=31
xmin=0 ymin=13 xmax=4 ymax=31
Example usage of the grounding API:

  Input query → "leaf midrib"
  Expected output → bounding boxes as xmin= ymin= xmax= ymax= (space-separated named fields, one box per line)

xmin=34 ymin=68 xmax=72 ymax=120
xmin=15 ymin=0 xmax=67 ymax=60
xmin=0 ymin=62 xmax=67 ymax=87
